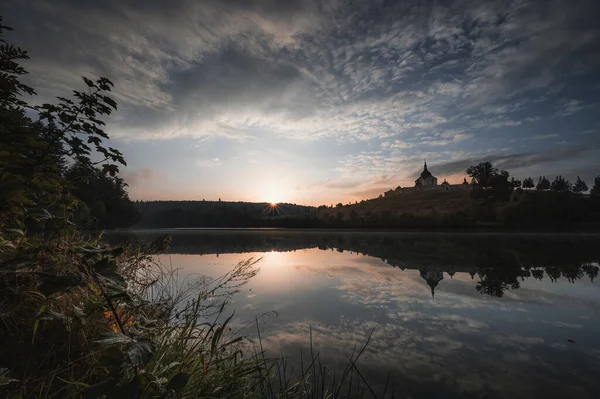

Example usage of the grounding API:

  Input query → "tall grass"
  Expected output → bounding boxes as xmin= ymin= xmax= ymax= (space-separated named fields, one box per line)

xmin=1 ymin=234 xmax=383 ymax=398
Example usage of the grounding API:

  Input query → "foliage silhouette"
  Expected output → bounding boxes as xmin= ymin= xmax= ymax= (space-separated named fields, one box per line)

xmin=522 ymin=177 xmax=535 ymax=190
xmin=550 ymin=175 xmax=572 ymax=192
xmin=536 ymin=176 xmax=551 ymax=191
xmin=573 ymin=176 xmax=588 ymax=194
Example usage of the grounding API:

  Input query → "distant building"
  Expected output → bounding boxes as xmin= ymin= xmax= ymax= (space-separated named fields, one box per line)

xmin=380 ymin=160 xmax=472 ymax=198
xmin=414 ymin=160 xmax=438 ymax=188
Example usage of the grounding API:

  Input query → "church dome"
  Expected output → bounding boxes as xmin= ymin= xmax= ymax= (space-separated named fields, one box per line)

xmin=420 ymin=165 xmax=432 ymax=178
xmin=419 ymin=160 xmax=435 ymax=179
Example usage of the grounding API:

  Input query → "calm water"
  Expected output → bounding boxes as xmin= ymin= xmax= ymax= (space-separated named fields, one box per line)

xmin=111 ymin=230 xmax=600 ymax=398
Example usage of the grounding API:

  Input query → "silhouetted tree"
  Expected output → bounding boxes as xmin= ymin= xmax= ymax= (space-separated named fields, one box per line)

xmin=510 ymin=177 xmax=522 ymax=189
xmin=466 ymin=162 xmax=497 ymax=189
xmin=0 ymin=20 xmax=125 ymax=234
xmin=536 ymin=176 xmax=550 ymax=191
xmin=522 ymin=177 xmax=535 ymax=190
xmin=572 ymin=176 xmax=588 ymax=194
xmin=466 ymin=162 xmax=512 ymax=201
xmin=591 ymin=175 xmax=600 ymax=198
xmin=65 ymin=163 xmax=139 ymax=228
xmin=336 ymin=203 xmax=343 ymax=208
xmin=550 ymin=175 xmax=572 ymax=192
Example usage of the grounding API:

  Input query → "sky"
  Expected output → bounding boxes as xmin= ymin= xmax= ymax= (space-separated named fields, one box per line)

xmin=5 ymin=0 xmax=600 ymax=205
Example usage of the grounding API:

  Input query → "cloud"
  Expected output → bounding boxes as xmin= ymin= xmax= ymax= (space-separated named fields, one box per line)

xmin=556 ymin=99 xmax=588 ymax=117
xmin=4 ymin=0 xmax=600 ymax=203
xmin=196 ymin=158 xmax=222 ymax=168
xmin=533 ymin=134 xmax=559 ymax=140
xmin=6 ymin=0 xmax=600 ymax=145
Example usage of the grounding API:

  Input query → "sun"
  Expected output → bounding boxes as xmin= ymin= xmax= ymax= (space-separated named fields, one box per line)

xmin=270 ymin=201 xmax=278 ymax=207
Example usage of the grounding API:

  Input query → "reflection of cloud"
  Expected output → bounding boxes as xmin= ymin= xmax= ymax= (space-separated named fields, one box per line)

xmin=140 ymin=240 xmax=600 ymax=397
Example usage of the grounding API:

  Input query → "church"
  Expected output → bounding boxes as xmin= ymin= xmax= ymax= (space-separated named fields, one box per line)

xmin=383 ymin=160 xmax=470 ymax=197
xmin=414 ymin=160 xmax=438 ymax=188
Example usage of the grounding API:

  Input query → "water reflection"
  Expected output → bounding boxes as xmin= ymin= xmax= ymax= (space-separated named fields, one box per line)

xmin=109 ymin=231 xmax=600 ymax=398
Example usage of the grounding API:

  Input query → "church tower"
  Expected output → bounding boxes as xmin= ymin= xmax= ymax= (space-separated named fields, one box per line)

xmin=414 ymin=159 xmax=438 ymax=188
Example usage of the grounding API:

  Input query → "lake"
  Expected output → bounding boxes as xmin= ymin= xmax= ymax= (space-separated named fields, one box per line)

xmin=109 ymin=229 xmax=600 ymax=398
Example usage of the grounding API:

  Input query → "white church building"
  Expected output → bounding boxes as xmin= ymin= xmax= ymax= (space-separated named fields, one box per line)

xmin=383 ymin=161 xmax=471 ymax=197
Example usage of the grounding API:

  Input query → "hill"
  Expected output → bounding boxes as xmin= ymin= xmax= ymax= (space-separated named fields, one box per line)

xmin=320 ymin=190 xmax=473 ymax=219
xmin=134 ymin=200 xmax=316 ymax=228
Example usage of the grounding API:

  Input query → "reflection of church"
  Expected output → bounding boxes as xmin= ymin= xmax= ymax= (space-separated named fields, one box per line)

xmin=420 ymin=269 xmax=444 ymax=299
xmin=417 ymin=267 xmax=462 ymax=298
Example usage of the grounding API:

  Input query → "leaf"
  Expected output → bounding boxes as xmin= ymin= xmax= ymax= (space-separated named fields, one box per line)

xmin=37 ymin=309 xmax=68 ymax=322
xmin=4 ymin=228 xmax=24 ymax=236
xmin=0 ymin=238 xmax=15 ymax=249
xmin=32 ymin=303 xmax=48 ymax=343
xmin=95 ymin=332 xmax=133 ymax=346
xmin=0 ymin=368 xmax=18 ymax=387
xmin=98 ymin=271 xmax=129 ymax=298
xmin=28 ymin=208 xmax=53 ymax=221
xmin=103 ymin=96 xmax=117 ymax=110
xmin=73 ymin=305 xmax=86 ymax=324
xmin=126 ymin=339 xmax=154 ymax=367
xmin=166 ymin=372 xmax=190 ymax=393
xmin=82 ymin=77 xmax=94 ymax=88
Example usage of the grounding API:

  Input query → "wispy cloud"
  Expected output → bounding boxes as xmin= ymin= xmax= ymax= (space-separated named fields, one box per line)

xmin=5 ymin=0 xmax=600 ymax=202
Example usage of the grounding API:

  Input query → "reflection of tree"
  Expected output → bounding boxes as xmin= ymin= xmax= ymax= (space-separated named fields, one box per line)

xmin=545 ymin=266 xmax=563 ymax=283
xmin=109 ymin=231 xmax=600 ymax=298
xmin=475 ymin=268 xmax=522 ymax=298
xmin=583 ymin=264 xmax=599 ymax=282
xmin=531 ymin=269 xmax=545 ymax=281
xmin=561 ymin=264 xmax=584 ymax=283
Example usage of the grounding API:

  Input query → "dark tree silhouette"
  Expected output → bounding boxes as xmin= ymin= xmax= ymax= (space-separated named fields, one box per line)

xmin=510 ymin=177 xmax=522 ymax=189
xmin=522 ymin=177 xmax=535 ymax=190
xmin=536 ymin=176 xmax=551 ymax=191
xmin=66 ymin=163 xmax=139 ymax=229
xmin=550 ymin=175 xmax=572 ymax=192
xmin=466 ymin=162 xmax=513 ymax=201
xmin=466 ymin=162 xmax=498 ymax=189
xmin=591 ymin=175 xmax=600 ymax=198
xmin=572 ymin=176 xmax=588 ymax=194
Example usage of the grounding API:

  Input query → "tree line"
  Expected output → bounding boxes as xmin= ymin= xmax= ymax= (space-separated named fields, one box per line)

xmin=467 ymin=162 xmax=599 ymax=197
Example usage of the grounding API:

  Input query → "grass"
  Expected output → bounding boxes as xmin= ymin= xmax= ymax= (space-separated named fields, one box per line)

xmin=323 ymin=190 xmax=473 ymax=219
xmin=0 ymin=233 xmax=383 ymax=398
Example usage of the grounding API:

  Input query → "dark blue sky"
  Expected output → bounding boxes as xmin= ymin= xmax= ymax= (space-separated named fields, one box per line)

xmin=5 ymin=0 xmax=600 ymax=204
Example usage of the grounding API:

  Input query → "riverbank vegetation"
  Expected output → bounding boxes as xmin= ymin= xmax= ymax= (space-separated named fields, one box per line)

xmin=0 ymin=19 xmax=378 ymax=398
xmin=131 ymin=171 xmax=600 ymax=230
